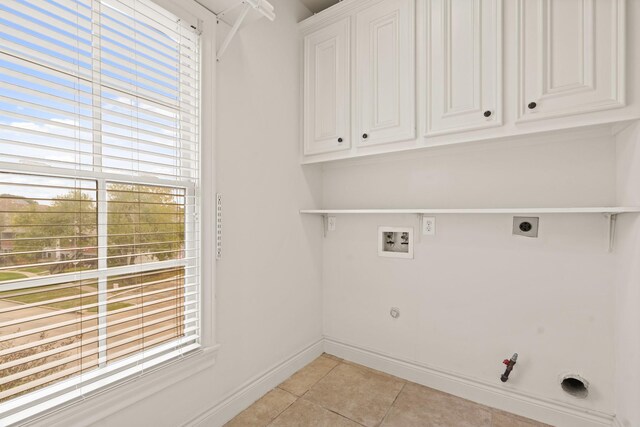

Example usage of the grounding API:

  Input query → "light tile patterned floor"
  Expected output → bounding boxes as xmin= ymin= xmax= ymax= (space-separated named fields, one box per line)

xmin=225 ymin=354 xmax=551 ymax=427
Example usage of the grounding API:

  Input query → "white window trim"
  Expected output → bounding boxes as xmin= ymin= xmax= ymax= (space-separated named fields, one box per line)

xmin=4 ymin=0 xmax=218 ymax=424
xmin=22 ymin=345 xmax=220 ymax=427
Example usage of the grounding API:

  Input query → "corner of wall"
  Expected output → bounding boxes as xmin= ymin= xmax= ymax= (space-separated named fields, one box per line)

xmin=613 ymin=120 xmax=640 ymax=427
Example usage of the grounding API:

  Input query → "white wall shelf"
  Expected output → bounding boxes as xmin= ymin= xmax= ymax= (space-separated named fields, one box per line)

xmin=300 ymin=207 xmax=640 ymax=252
xmin=300 ymin=207 xmax=640 ymax=215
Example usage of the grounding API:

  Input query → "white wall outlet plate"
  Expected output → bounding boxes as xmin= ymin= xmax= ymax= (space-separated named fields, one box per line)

xmin=327 ymin=216 xmax=336 ymax=231
xmin=513 ymin=217 xmax=539 ymax=238
xmin=422 ymin=216 xmax=436 ymax=235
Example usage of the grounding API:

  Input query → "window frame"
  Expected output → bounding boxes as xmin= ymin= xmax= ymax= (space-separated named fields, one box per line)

xmin=0 ymin=171 xmax=195 ymax=292
xmin=0 ymin=0 xmax=217 ymax=424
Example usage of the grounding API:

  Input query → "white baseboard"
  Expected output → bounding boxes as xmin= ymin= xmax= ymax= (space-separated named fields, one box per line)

xmin=182 ymin=337 xmax=616 ymax=427
xmin=324 ymin=337 xmax=615 ymax=427
xmin=183 ymin=339 xmax=324 ymax=427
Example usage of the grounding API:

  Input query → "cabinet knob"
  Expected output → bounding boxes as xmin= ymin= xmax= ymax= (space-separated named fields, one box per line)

xmin=338 ymin=137 xmax=343 ymax=143
xmin=483 ymin=110 xmax=492 ymax=118
xmin=362 ymin=133 xmax=368 ymax=139
xmin=528 ymin=102 xmax=537 ymax=110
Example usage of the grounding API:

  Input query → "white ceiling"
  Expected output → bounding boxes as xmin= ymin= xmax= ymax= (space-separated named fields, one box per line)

xmin=299 ymin=0 xmax=341 ymax=14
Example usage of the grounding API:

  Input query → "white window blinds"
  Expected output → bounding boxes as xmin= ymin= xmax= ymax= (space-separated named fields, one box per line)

xmin=0 ymin=0 xmax=201 ymax=422
xmin=0 ymin=0 xmax=199 ymax=180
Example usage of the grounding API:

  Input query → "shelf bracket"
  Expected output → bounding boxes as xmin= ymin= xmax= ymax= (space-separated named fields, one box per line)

xmin=415 ymin=214 xmax=423 ymax=243
xmin=218 ymin=2 xmax=244 ymax=24
xmin=322 ymin=214 xmax=328 ymax=238
xmin=604 ymin=213 xmax=617 ymax=253
xmin=217 ymin=2 xmax=252 ymax=61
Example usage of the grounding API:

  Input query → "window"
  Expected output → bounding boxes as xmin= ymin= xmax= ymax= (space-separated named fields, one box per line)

xmin=0 ymin=0 xmax=202 ymax=422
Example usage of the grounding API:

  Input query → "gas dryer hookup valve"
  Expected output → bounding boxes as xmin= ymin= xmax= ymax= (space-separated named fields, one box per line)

xmin=500 ymin=353 xmax=518 ymax=382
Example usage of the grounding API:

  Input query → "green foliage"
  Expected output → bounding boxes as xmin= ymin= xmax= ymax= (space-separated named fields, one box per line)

xmin=0 ymin=284 xmax=88 ymax=310
xmin=6 ymin=183 xmax=185 ymax=273
xmin=0 ymin=281 xmax=132 ymax=312
xmin=0 ymin=272 xmax=27 ymax=281
xmin=106 ymin=183 xmax=185 ymax=267
xmin=10 ymin=190 xmax=98 ymax=274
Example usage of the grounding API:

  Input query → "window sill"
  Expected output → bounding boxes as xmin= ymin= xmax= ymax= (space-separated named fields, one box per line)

xmin=21 ymin=344 xmax=221 ymax=427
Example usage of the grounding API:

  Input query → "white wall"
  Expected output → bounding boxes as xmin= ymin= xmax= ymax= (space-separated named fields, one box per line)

xmin=614 ymin=123 xmax=640 ymax=427
xmin=212 ymin=0 xmax=322 ymax=410
xmin=321 ymin=134 xmax=618 ymax=415
xmin=30 ymin=1 xmax=323 ymax=426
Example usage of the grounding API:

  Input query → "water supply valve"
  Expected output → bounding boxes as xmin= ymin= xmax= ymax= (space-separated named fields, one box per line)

xmin=500 ymin=353 xmax=518 ymax=383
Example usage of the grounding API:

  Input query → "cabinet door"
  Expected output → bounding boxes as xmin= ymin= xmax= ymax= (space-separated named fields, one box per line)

xmin=426 ymin=0 xmax=502 ymax=136
xmin=517 ymin=0 xmax=625 ymax=122
xmin=303 ymin=18 xmax=351 ymax=155
xmin=356 ymin=0 xmax=415 ymax=147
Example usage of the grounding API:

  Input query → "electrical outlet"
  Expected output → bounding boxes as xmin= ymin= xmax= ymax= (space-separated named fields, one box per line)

xmin=513 ymin=217 xmax=539 ymax=238
xmin=422 ymin=216 xmax=436 ymax=235
xmin=327 ymin=216 xmax=336 ymax=231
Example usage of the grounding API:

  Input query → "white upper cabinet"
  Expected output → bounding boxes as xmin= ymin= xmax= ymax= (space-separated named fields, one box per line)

xmin=517 ymin=0 xmax=625 ymax=121
xmin=426 ymin=0 xmax=502 ymax=136
xmin=303 ymin=18 xmax=351 ymax=155
xmin=299 ymin=0 xmax=629 ymax=164
xmin=355 ymin=0 xmax=416 ymax=147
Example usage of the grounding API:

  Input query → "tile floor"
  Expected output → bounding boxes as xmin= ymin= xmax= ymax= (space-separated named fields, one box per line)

xmin=225 ymin=354 xmax=551 ymax=427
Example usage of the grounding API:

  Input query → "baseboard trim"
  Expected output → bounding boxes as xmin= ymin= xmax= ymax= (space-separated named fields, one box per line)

xmin=324 ymin=337 xmax=615 ymax=427
xmin=183 ymin=338 xmax=616 ymax=427
xmin=183 ymin=339 xmax=324 ymax=427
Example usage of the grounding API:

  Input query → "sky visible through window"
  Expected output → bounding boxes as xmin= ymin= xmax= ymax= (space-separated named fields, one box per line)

xmin=0 ymin=0 xmax=192 ymax=178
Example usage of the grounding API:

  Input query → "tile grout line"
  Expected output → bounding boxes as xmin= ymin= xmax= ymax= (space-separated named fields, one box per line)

xmin=278 ymin=355 xmax=339 ymax=398
xmin=267 ymin=356 xmax=345 ymax=426
xmin=378 ymin=381 xmax=407 ymax=427
xmin=265 ymin=389 xmax=298 ymax=427
xmin=302 ymin=358 xmax=401 ymax=427
xmin=268 ymin=364 xmax=367 ymax=426
xmin=298 ymin=358 xmax=367 ymax=426
xmin=299 ymin=356 xmax=343 ymax=400
xmin=236 ymin=355 xmax=549 ymax=427
xmin=323 ymin=406 xmax=368 ymax=427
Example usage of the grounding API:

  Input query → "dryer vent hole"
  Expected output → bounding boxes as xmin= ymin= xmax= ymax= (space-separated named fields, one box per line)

xmin=561 ymin=376 xmax=588 ymax=398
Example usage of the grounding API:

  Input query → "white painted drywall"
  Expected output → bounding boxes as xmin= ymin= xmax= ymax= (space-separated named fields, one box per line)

xmin=614 ymin=122 xmax=640 ymax=427
xmin=210 ymin=0 xmax=322 ymax=416
xmin=321 ymin=135 xmax=618 ymax=414
xmin=27 ymin=1 xmax=322 ymax=426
